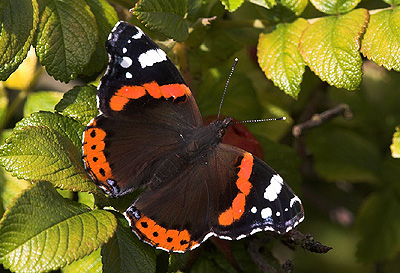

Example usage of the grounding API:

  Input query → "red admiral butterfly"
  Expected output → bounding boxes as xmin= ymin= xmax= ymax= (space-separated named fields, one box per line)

xmin=82 ymin=21 xmax=304 ymax=253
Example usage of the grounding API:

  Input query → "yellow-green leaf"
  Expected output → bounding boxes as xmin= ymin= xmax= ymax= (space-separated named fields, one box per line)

xmin=63 ymin=249 xmax=102 ymax=273
xmin=391 ymin=127 xmax=400 ymax=158
xmin=0 ymin=181 xmax=117 ymax=272
xmin=310 ymin=0 xmax=361 ymax=14
xmin=55 ymin=85 xmax=99 ymax=125
xmin=299 ymin=8 xmax=369 ymax=90
xmin=0 ymin=112 xmax=99 ymax=193
xmin=361 ymin=7 xmax=400 ymax=71
xmin=220 ymin=0 xmax=245 ymax=11
xmin=258 ymin=18 xmax=309 ymax=99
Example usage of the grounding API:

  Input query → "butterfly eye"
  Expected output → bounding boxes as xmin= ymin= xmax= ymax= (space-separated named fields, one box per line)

xmin=218 ymin=128 xmax=225 ymax=138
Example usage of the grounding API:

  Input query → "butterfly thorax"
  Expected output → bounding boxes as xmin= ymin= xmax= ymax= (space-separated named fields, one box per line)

xmin=184 ymin=116 xmax=233 ymax=158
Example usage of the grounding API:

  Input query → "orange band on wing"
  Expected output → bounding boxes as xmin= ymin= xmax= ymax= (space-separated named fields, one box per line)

xmin=134 ymin=215 xmax=198 ymax=252
xmin=82 ymin=119 xmax=114 ymax=184
xmin=218 ymin=153 xmax=253 ymax=226
xmin=108 ymin=82 xmax=190 ymax=111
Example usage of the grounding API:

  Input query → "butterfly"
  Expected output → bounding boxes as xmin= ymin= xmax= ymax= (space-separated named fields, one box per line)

xmin=82 ymin=21 xmax=304 ymax=253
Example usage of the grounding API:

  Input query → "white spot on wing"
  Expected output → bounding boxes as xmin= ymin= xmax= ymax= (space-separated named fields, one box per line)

xmin=138 ymin=48 xmax=167 ymax=68
xmin=290 ymin=196 xmax=301 ymax=207
xmin=120 ymin=56 xmax=133 ymax=68
xmin=132 ymin=27 xmax=144 ymax=39
xmin=263 ymin=174 xmax=283 ymax=201
xmin=122 ymin=47 xmax=127 ymax=53
xmin=251 ymin=206 xmax=257 ymax=214
xmin=261 ymin=207 xmax=272 ymax=219
xmin=126 ymin=72 xmax=132 ymax=79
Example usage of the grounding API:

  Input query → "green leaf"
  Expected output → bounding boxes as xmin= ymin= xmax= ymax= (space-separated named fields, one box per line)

xmin=0 ymin=0 xmax=39 ymax=80
xmin=361 ymin=7 xmax=400 ymax=72
xmin=310 ymin=0 xmax=361 ymax=14
xmin=63 ymin=249 xmax=102 ymax=273
xmin=391 ymin=127 xmax=400 ymax=158
xmin=55 ymin=85 xmax=99 ymax=125
xmin=299 ymin=8 xmax=369 ymax=90
xmin=220 ymin=0 xmax=245 ymax=11
xmin=24 ymin=91 xmax=63 ymax=117
xmin=0 ymin=181 xmax=117 ymax=272
xmin=101 ymin=214 xmax=156 ymax=273
xmin=356 ymin=191 xmax=400 ymax=262
xmin=280 ymin=0 xmax=308 ymax=16
xmin=0 ymin=112 xmax=99 ymax=193
xmin=35 ymin=0 xmax=98 ymax=82
xmin=132 ymin=0 xmax=189 ymax=41
xmin=257 ymin=18 xmax=309 ymax=99
xmin=83 ymin=0 xmax=118 ymax=76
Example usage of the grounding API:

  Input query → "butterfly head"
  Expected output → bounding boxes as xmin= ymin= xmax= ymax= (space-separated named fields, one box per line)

xmin=211 ymin=116 xmax=233 ymax=139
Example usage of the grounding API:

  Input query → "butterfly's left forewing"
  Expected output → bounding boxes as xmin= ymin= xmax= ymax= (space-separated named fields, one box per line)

xmin=82 ymin=21 xmax=203 ymax=197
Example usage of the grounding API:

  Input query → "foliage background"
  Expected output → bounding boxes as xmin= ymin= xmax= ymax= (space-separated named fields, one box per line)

xmin=1 ymin=0 xmax=400 ymax=272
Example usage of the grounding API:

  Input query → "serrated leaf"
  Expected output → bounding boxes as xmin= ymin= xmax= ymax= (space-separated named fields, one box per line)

xmin=310 ymin=0 xmax=361 ymax=14
xmin=391 ymin=127 xmax=400 ymax=158
xmin=63 ymin=249 xmax=102 ymax=273
xmin=0 ymin=112 xmax=99 ymax=193
xmin=258 ymin=18 xmax=309 ymax=99
xmin=132 ymin=0 xmax=189 ymax=41
xmin=0 ymin=0 xmax=39 ymax=80
xmin=220 ymin=0 xmax=245 ymax=11
xmin=35 ymin=0 xmax=98 ymax=82
xmin=356 ymin=191 xmax=400 ymax=262
xmin=24 ymin=91 xmax=63 ymax=117
xmin=0 ymin=181 xmax=117 ymax=272
xmin=299 ymin=8 xmax=368 ymax=90
xmin=101 ymin=214 xmax=156 ymax=273
xmin=55 ymin=85 xmax=99 ymax=125
xmin=361 ymin=7 xmax=400 ymax=71
xmin=83 ymin=0 xmax=118 ymax=76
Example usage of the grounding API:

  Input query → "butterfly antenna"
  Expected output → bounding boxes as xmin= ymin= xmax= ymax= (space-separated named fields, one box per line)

xmin=217 ymin=58 xmax=239 ymax=120
xmin=233 ymin=117 xmax=287 ymax=124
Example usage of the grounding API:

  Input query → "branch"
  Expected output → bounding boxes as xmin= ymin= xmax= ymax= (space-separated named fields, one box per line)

xmin=292 ymin=104 xmax=353 ymax=138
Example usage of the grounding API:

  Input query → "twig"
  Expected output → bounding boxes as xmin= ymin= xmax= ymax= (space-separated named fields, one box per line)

xmin=292 ymin=104 xmax=353 ymax=138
